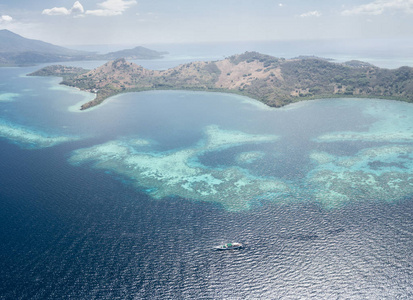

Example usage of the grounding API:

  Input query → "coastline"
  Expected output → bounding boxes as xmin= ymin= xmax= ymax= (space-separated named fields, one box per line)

xmin=29 ymin=53 xmax=413 ymax=111
xmin=72 ymin=86 xmax=413 ymax=112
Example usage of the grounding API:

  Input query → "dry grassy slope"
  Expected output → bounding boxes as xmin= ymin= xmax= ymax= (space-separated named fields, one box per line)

xmin=78 ymin=56 xmax=284 ymax=91
xmin=80 ymin=59 xmax=159 ymax=89
xmin=63 ymin=53 xmax=413 ymax=110
xmin=158 ymin=61 xmax=218 ymax=87
xmin=214 ymin=59 xmax=283 ymax=89
xmin=69 ymin=55 xmax=336 ymax=108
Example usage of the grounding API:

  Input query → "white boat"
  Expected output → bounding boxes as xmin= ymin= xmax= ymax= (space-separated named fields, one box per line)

xmin=214 ymin=242 xmax=243 ymax=250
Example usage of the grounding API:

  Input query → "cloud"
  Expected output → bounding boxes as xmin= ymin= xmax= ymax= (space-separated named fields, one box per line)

xmin=42 ymin=0 xmax=136 ymax=17
xmin=0 ymin=15 xmax=13 ymax=23
xmin=42 ymin=1 xmax=84 ymax=16
xmin=71 ymin=1 xmax=85 ymax=14
xmin=300 ymin=10 xmax=322 ymax=17
xmin=342 ymin=0 xmax=413 ymax=16
xmin=42 ymin=7 xmax=71 ymax=16
xmin=86 ymin=0 xmax=137 ymax=16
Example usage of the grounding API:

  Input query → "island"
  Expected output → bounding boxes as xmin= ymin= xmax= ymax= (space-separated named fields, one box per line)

xmin=29 ymin=51 xmax=413 ymax=110
xmin=0 ymin=29 xmax=167 ymax=66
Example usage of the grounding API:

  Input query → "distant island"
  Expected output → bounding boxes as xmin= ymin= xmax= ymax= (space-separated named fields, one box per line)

xmin=29 ymin=51 xmax=413 ymax=110
xmin=0 ymin=29 xmax=167 ymax=66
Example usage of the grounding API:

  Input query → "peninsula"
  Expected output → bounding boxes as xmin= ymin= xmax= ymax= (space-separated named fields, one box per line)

xmin=29 ymin=52 xmax=413 ymax=110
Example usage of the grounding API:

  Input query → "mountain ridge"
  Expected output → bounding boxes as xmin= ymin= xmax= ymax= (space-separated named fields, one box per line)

xmin=0 ymin=30 xmax=167 ymax=66
xmin=0 ymin=29 xmax=88 ymax=55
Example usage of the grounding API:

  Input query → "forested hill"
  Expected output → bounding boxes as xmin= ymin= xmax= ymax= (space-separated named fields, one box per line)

xmin=30 ymin=52 xmax=413 ymax=110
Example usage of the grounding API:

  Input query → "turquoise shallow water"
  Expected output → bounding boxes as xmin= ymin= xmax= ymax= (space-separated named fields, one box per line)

xmin=0 ymin=59 xmax=413 ymax=298
xmin=60 ymin=93 xmax=413 ymax=211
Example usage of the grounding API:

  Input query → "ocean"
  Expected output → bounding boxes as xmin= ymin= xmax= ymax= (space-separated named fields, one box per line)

xmin=0 ymin=42 xmax=412 ymax=299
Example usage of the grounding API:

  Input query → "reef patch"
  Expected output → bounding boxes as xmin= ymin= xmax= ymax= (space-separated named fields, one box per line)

xmin=0 ymin=121 xmax=80 ymax=149
xmin=308 ymin=145 xmax=413 ymax=208
xmin=69 ymin=126 xmax=288 ymax=211
xmin=0 ymin=92 xmax=20 ymax=102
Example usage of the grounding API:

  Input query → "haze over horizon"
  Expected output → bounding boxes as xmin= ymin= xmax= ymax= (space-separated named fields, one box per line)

xmin=1 ymin=0 xmax=413 ymax=46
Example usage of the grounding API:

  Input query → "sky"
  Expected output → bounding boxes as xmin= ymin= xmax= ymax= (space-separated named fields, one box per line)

xmin=0 ymin=0 xmax=413 ymax=46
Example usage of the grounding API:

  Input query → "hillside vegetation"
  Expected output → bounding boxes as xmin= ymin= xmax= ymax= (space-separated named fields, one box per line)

xmin=30 ymin=52 xmax=413 ymax=110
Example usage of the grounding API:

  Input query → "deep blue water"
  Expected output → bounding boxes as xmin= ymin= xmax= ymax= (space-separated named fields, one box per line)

xmin=1 ymin=140 xmax=412 ymax=298
xmin=0 ymin=51 xmax=413 ymax=299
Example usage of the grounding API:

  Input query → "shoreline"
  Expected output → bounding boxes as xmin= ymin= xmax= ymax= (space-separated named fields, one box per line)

xmin=29 ymin=53 xmax=413 ymax=111
xmin=73 ymin=86 xmax=413 ymax=112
